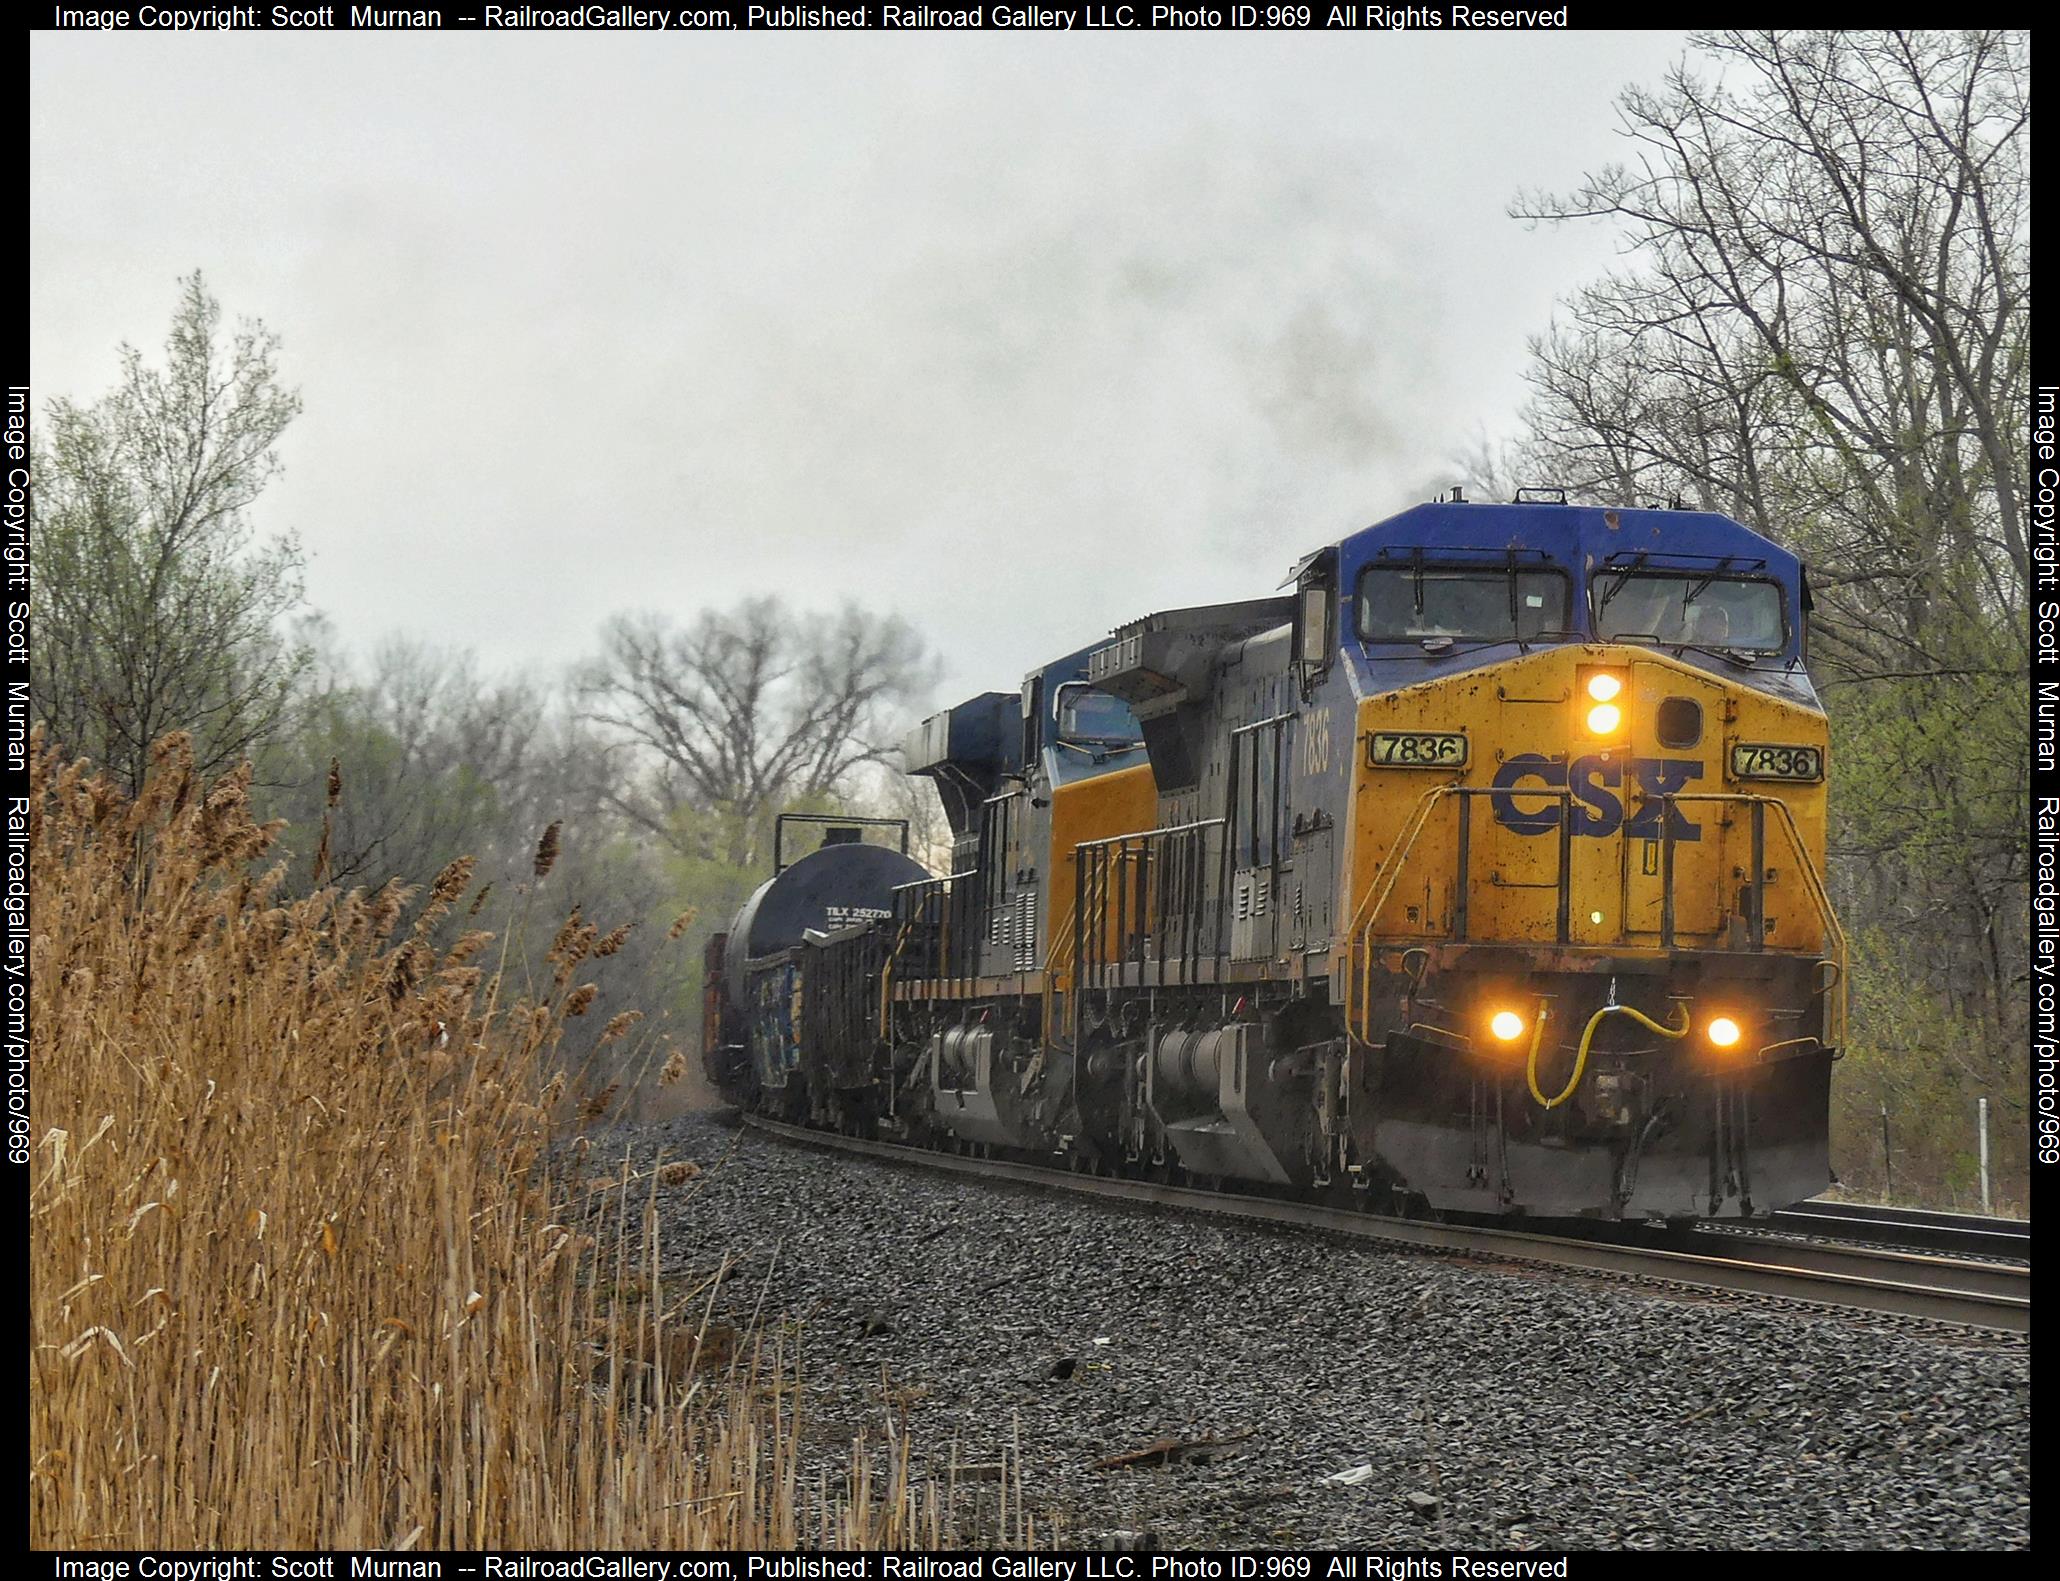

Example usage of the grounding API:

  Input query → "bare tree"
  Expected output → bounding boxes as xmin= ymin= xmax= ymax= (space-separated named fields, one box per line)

xmin=1504 ymin=30 xmax=2031 ymax=1197
xmin=265 ymin=637 xmax=546 ymax=888
xmin=31 ymin=272 xmax=309 ymax=792
xmin=578 ymin=597 xmax=935 ymax=864
xmin=1510 ymin=30 xmax=2029 ymax=633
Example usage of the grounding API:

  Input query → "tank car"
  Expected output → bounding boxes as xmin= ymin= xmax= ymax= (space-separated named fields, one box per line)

xmin=701 ymin=815 xmax=929 ymax=1119
xmin=708 ymin=494 xmax=1845 ymax=1221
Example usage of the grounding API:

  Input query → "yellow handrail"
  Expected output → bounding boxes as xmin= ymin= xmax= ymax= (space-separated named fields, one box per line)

xmin=1342 ymin=788 xmax=1850 ymax=1054
xmin=876 ymin=919 xmax=915 ymax=1041
xmin=1342 ymin=785 xmax=1453 ymax=944
xmin=1766 ymin=798 xmax=1850 ymax=1050
xmin=1664 ymin=793 xmax=1850 ymax=1052
xmin=1343 ymin=785 xmax=1457 ymax=1045
xmin=1040 ymin=903 xmax=1079 ymax=1049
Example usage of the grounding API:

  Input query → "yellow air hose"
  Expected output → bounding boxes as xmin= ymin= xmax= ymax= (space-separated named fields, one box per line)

xmin=1527 ymin=1001 xmax=1691 ymax=1110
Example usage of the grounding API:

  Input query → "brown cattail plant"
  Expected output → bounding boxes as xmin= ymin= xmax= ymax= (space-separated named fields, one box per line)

xmin=386 ymin=940 xmax=423 ymax=1006
xmin=369 ymin=878 xmax=409 ymax=938
xmin=446 ymin=930 xmax=495 ymax=966
xmin=547 ymin=907 xmax=586 ymax=965
xmin=430 ymin=856 xmax=474 ymax=906
xmin=667 ymin=907 xmax=698 ymax=941
xmin=27 ymin=729 xmax=1013 ymax=1552
xmin=533 ymin=819 xmax=562 ymax=879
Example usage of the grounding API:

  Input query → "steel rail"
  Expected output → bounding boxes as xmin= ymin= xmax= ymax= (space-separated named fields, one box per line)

xmin=1766 ymin=1200 xmax=2030 ymax=1259
xmin=1665 ymin=1224 xmax=2028 ymax=1300
xmin=742 ymin=1115 xmax=2029 ymax=1334
xmin=1789 ymin=1200 xmax=2031 ymax=1231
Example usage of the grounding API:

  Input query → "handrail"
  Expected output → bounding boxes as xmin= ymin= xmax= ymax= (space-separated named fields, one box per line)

xmin=882 ymin=870 xmax=964 ymax=1007
xmin=1342 ymin=784 xmax=1454 ymax=946
xmin=1343 ymin=783 xmax=1458 ymax=1047
xmin=1661 ymin=793 xmax=1849 ymax=1050
xmin=1074 ymin=816 xmax=1225 ymax=851
xmin=877 ymin=919 xmax=915 ymax=1040
xmin=1343 ymin=786 xmax=1848 ymax=1053
xmin=1071 ymin=819 xmax=1226 ymax=999
xmin=1344 ymin=785 xmax=1520 ymax=1045
xmin=1041 ymin=902 xmax=1079 ymax=1049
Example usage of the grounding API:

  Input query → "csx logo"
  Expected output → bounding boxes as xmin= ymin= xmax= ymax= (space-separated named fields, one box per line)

xmin=1490 ymin=753 xmax=1704 ymax=840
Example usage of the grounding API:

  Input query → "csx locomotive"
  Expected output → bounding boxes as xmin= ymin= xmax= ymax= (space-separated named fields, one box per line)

xmin=704 ymin=494 xmax=1846 ymax=1220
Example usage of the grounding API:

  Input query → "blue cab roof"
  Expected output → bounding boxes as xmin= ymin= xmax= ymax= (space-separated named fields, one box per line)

xmin=1325 ymin=499 xmax=1814 ymax=695
xmin=1343 ymin=498 xmax=1802 ymax=641
xmin=1336 ymin=500 xmax=1801 ymax=584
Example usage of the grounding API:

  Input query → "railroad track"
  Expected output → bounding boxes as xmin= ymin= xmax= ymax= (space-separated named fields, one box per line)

xmin=741 ymin=1115 xmax=2030 ymax=1334
xmin=1767 ymin=1199 xmax=2031 ymax=1260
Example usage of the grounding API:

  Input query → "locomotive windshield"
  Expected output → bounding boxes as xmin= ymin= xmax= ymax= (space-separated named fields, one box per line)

xmin=1593 ymin=572 xmax=1785 ymax=653
xmin=1356 ymin=566 xmax=1568 ymax=643
xmin=1056 ymin=683 xmax=1142 ymax=746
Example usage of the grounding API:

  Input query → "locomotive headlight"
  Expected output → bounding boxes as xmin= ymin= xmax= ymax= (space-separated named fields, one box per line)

xmin=1707 ymin=1016 xmax=1742 ymax=1049
xmin=1580 ymin=668 xmax=1628 ymax=734
xmin=1489 ymin=1010 xmax=1526 ymax=1042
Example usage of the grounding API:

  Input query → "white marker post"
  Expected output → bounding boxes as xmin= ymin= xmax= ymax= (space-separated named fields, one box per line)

xmin=1978 ymin=1096 xmax=1992 ymax=1214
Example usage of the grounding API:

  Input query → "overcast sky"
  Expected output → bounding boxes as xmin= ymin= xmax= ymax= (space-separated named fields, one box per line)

xmin=31 ymin=30 xmax=1688 ymax=710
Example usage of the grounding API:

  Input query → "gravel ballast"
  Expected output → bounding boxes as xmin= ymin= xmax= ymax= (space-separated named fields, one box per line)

xmin=600 ymin=1111 xmax=2030 ymax=1550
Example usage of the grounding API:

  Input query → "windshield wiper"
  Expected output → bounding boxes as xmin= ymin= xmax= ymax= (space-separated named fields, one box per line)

xmin=1682 ymin=558 xmax=1735 ymax=607
xmin=1671 ymin=640 xmax=1763 ymax=669
xmin=1598 ymin=552 xmax=1648 ymax=613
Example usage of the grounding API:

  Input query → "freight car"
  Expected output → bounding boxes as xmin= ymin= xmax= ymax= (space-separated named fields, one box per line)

xmin=704 ymin=493 xmax=1845 ymax=1220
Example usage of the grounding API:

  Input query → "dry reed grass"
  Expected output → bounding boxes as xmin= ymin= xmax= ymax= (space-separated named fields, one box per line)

xmin=28 ymin=730 xmax=1032 ymax=1549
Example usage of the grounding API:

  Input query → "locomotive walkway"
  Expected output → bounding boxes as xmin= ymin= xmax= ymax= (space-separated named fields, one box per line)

xmin=744 ymin=1116 xmax=2030 ymax=1334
